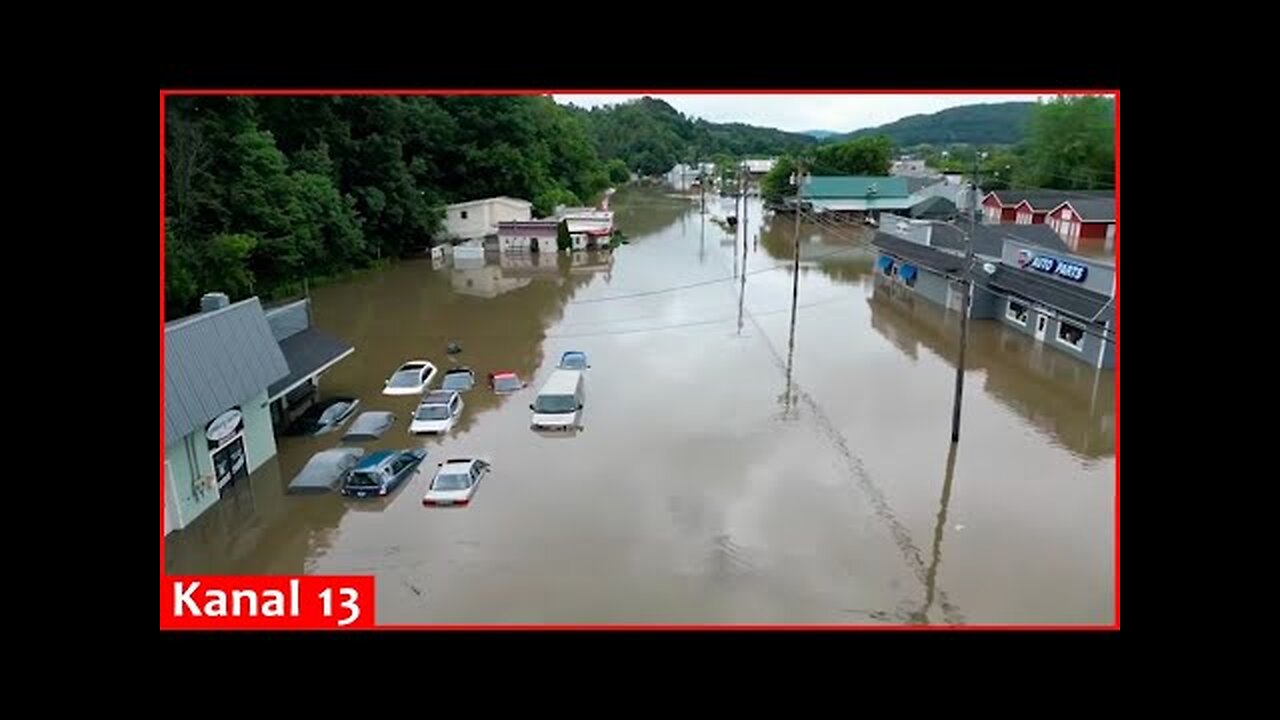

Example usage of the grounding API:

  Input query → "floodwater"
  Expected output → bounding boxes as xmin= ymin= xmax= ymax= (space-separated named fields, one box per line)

xmin=164 ymin=185 xmax=1116 ymax=625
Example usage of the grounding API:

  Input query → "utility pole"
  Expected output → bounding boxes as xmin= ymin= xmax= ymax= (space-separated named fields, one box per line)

xmin=950 ymin=153 xmax=981 ymax=443
xmin=741 ymin=160 xmax=749 ymax=270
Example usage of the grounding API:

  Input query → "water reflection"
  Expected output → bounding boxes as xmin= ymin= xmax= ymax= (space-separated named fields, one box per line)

xmin=867 ymin=279 xmax=1115 ymax=458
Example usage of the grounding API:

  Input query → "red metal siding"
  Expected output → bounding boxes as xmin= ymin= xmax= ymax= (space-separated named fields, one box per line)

xmin=1000 ymin=207 xmax=1017 ymax=222
xmin=1079 ymin=221 xmax=1110 ymax=239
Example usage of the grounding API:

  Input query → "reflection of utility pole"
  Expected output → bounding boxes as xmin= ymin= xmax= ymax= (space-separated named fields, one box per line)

xmin=699 ymin=208 xmax=706 ymax=264
xmin=781 ymin=161 xmax=804 ymax=418
xmin=950 ymin=153 xmax=982 ymax=442
xmin=909 ymin=442 xmax=958 ymax=625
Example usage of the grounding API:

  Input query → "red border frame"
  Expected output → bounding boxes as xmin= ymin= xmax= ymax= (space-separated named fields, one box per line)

xmin=160 ymin=89 xmax=1119 ymax=631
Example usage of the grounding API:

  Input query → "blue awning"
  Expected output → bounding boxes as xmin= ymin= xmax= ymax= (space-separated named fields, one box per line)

xmin=877 ymin=255 xmax=894 ymax=271
xmin=901 ymin=264 xmax=918 ymax=282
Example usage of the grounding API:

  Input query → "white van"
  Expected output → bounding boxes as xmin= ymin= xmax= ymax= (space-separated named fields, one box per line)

xmin=530 ymin=369 xmax=584 ymax=431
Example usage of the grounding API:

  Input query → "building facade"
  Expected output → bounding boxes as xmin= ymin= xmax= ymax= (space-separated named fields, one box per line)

xmin=164 ymin=295 xmax=290 ymax=535
xmin=982 ymin=241 xmax=1115 ymax=369
xmin=870 ymin=215 xmax=1115 ymax=370
xmin=442 ymin=197 xmax=533 ymax=242
xmin=497 ymin=219 xmax=560 ymax=253
xmin=1045 ymin=198 xmax=1116 ymax=253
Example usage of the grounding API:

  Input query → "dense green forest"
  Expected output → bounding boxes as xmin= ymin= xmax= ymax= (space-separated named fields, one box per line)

xmin=563 ymin=97 xmax=817 ymax=176
xmin=838 ymin=102 xmax=1036 ymax=146
xmin=164 ymin=95 xmax=824 ymax=317
xmin=164 ymin=95 xmax=616 ymax=317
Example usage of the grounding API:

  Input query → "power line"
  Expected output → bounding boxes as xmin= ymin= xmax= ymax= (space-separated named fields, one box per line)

xmin=546 ymin=292 xmax=855 ymax=339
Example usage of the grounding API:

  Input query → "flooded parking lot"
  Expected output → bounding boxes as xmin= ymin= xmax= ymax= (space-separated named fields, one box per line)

xmin=164 ymin=185 xmax=1116 ymax=625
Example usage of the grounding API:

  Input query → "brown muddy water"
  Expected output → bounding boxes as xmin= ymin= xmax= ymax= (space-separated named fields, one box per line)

xmin=164 ymin=186 xmax=1116 ymax=625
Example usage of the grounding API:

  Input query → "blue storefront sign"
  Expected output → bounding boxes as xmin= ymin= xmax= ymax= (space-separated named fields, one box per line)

xmin=1018 ymin=250 xmax=1089 ymax=283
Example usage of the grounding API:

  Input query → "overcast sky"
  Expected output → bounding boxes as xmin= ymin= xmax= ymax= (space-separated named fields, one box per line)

xmin=553 ymin=94 xmax=1049 ymax=134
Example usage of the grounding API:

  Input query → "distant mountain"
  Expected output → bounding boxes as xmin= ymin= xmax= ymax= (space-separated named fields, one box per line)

xmin=833 ymin=102 xmax=1038 ymax=146
xmin=802 ymin=130 xmax=840 ymax=139
xmin=566 ymin=97 xmax=817 ymax=176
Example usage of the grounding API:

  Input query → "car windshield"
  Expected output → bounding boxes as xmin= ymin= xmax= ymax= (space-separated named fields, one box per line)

xmin=347 ymin=471 xmax=379 ymax=488
xmin=494 ymin=376 xmax=521 ymax=392
xmin=416 ymin=405 xmax=450 ymax=421
xmin=433 ymin=473 xmax=471 ymax=491
xmin=534 ymin=394 xmax=577 ymax=414
xmin=388 ymin=370 xmax=421 ymax=387
xmin=561 ymin=354 xmax=586 ymax=369
xmin=442 ymin=373 xmax=472 ymax=390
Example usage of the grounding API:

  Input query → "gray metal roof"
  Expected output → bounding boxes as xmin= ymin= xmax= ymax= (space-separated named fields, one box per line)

xmin=1060 ymin=197 xmax=1115 ymax=221
xmin=870 ymin=232 xmax=965 ymax=274
xmin=165 ymin=298 xmax=289 ymax=446
xmin=268 ymin=327 xmax=355 ymax=401
xmin=931 ymin=223 xmax=1070 ymax=257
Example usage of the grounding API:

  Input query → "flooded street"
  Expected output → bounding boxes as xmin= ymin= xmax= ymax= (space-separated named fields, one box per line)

xmin=164 ymin=185 xmax=1116 ymax=625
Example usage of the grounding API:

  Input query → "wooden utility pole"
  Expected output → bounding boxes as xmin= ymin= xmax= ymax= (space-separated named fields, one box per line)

xmin=949 ymin=153 xmax=981 ymax=443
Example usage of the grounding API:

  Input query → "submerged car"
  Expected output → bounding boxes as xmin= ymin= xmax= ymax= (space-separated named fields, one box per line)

xmin=530 ymin=369 xmax=584 ymax=431
xmin=342 ymin=411 xmax=397 ymax=443
xmin=488 ymin=371 xmax=525 ymax=394
xmin=341 ymin=448 xmax=428 ymax=498
xmin=439 ymin=367 xmax=476 ymax=392
xmin=558 ymin=351 xmax=590 ymax=371
xmin=422 ymin=457 xmax=491 ymax=507
xmin=282 ymin=397 xmax=361 ymax=437
xmin=383 ymin=360 xmax=438 ymax=396
xmin=409 ymin=391 xmax=463 ymax=435
xmin=287 ymin=447 xmax=366 ymax=494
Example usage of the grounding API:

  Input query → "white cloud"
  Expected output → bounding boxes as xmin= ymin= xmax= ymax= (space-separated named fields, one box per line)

xmin=554 ymin=93 xmax=1052 ymax=133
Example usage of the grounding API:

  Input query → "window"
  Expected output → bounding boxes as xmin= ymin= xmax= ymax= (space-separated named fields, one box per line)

xmin=1006 ymin=300 xmax=1029 ymax=325
xmin=460 ymin=210 xmax=469 ymax=220
xmin=904 ymin=271 xmax=917 ymax=288
xmin=1057 ymin=320 xmax=1085 ymax=351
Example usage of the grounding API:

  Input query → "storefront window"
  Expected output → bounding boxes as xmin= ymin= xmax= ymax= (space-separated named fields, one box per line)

xmin=1056 ymin=320 xmax=1085 ymax=351
xmin=1007 ymin=301 xmax=1029 ymax=326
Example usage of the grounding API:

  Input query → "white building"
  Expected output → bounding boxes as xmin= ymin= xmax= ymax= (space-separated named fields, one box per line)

xmin=744 ymin=158 xmax=777 ymax=175
xmin=442 ymin=196 xmax=533 ymax=242
xmin=561 ymin=209 xmax=614 ymax=249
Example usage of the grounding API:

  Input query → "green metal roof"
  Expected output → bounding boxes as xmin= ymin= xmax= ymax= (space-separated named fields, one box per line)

xmin=800 ymin=176 xmax=910 ymax=200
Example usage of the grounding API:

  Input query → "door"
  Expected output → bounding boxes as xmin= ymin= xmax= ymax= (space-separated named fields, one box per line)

xmin=1034 ymin=313 xmax=1049 ymax=342
xmin=212 ymin=435 xmax=249 ymax=490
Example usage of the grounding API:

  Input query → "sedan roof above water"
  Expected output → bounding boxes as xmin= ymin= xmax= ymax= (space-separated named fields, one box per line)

xmin=288 ymin=447 xmax=366 ymax=494
xmin=342 ymin=411 xmax=397 ymax=442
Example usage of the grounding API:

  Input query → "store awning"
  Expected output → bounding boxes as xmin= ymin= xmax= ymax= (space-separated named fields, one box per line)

xmin=268 ymin=328 xmax=355 ymax=402
xmin=877 ymin=255 xmax=894 ymax=271
xmin=901 ymin=264 xmax=919 ymax=282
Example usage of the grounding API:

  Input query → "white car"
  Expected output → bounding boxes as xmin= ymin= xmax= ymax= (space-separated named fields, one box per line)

xmin=383 ymin=360 xmax=438 ymax=396
xmin=409 ymin=390 xmax=463 ymax=434
xmin=422 ymin=458 xmax=490 ymax=507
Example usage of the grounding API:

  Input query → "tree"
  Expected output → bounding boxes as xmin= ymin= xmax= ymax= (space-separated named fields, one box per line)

xmin=1014 ymin=96 xmax=1114 ymax=190
xmin=810 ymin=135 xmax=893 ymax=176
xmin=204 ymin=233 xmax=258 ymax=298
xmin=606 ymin=158 xmax=630 ymax=183
xmin=762 ymin=156 xmax=797 ymax=203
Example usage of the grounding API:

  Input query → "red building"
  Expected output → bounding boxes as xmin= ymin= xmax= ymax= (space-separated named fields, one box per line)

xmin=1046 ymin=198 xmax=1116 ymax=253
xmin=983 ymin=190 xmax=1111 ymax=225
